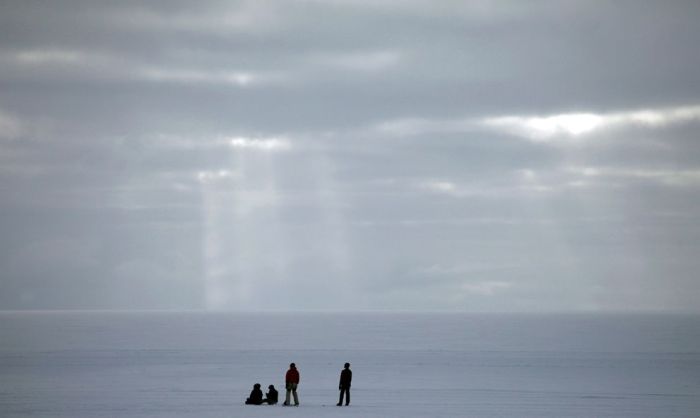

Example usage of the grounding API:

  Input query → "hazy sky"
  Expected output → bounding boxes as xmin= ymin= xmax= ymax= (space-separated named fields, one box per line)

xmin=1 ymin=0 xmax=700 ymax=311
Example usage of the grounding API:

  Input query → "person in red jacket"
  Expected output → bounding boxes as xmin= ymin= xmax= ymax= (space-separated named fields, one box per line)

xmin=283 ymin=363 xmax=300 ymax=406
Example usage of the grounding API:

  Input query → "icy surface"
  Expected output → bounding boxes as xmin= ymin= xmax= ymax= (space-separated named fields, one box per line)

xmin=1 ymin=312 xmax=699 ymax=417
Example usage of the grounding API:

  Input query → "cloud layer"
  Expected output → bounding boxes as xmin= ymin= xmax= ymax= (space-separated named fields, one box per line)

xmin=1 ymin=1 xmax=700 ymax=311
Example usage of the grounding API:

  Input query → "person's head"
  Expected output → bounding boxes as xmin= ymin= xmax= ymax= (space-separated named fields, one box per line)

xmin=344 ymin=362 xmax=350 ymax=369
xmin=290 ymin=362 xmax=296 ymax=369
xmin=254 ymin=383 xmax=261 ymax=389
xmin=268 ymin=384 xmax=275 ymax=389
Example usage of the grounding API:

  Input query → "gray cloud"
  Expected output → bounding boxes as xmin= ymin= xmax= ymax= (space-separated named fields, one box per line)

xmin=1 ymin=0 xmax=699 ymax=311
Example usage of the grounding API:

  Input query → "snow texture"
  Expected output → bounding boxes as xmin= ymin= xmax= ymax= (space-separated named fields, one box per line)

xmin=1 ymin=312 xmax=699 ymax=417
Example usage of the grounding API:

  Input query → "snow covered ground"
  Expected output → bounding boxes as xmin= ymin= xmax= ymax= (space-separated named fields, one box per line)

xmin=1 ymin=312 xmax=699 ymax=417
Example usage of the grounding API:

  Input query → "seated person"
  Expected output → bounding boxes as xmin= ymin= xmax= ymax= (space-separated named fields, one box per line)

xmin=264 ymin=384 xmax=279 ymax=405
xmin=245 ymin=383 xmax=263 ymax=405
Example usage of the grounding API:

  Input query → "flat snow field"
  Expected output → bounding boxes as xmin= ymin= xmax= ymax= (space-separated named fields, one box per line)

xmin=1 ymin=312 xmax=699 ymax=417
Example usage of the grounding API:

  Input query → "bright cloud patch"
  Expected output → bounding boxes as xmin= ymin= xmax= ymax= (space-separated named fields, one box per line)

xmin=197 ymin=170 xmax=236 ymax=183
xmin=485 ymin=113 xmax=603 ymax=140
xmin=483 ymin=105 xmax=700 ymax=141
xmin=418 ymin=180 xmax=465 ymax=197
xmin=422 ymin=180 xmax=457 ymax=193
xmin=4 ymin=49 xmax=284 ymax=88
xmin=140 ymin=68 xmax=259 ymax=87
xmin=568 ymin=166 xmax=700 ymax=187
xmin=227 ymin=136 xmax=291 ymax=151
xmin=375 ymin=104 xmax=700 ymax=141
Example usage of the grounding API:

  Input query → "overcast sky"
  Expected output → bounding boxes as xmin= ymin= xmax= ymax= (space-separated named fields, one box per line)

xmin=1 ymin=0 xmax=699 ymax=312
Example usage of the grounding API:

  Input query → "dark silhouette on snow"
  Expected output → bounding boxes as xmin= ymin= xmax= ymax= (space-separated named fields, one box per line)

xmin=283 ymin=363 xmax=300 ymax=406
xmin=264 ymin=384 xmax=278 ymax=405
xmin=337 ymin=362 xmax=352 ymax=406
xmin=245 ymin=383 xmax=263 ymax=405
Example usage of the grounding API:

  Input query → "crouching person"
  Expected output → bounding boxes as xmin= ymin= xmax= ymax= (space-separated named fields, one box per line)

xmin=245 ymin=383 xmax=263 ymax=405
xmin=264 ymin=384 xmax=278 ymax=405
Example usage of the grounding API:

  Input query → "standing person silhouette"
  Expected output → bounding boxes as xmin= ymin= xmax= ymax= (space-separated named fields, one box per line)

xmin=337 ymin=362 xmax=352 ymax=406
xmin=284 ymin=363 xmax=300 ymax=406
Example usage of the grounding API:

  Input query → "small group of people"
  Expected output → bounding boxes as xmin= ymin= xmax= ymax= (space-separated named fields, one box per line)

xmin=244 ymin=383 xmax=278 ymax=405
xmin=245 ymin=362 xmax=352 ymax=407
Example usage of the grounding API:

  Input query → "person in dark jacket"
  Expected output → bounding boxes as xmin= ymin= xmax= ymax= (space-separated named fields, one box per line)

xmin=245 ymin=383 xmax=263 ymax=405
xmin=337 ymin=362 xmax=352 ymax=406
xmin=283 ymin=363 xmax=300 ymax=406
xmin=264 ymin=384 xmax=278 ymax=405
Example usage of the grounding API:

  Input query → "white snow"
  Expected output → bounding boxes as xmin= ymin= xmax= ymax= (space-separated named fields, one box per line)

xmin=1 ymin=312 xmax=699 ymax=417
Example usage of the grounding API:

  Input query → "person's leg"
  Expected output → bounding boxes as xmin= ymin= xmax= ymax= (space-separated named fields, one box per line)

xmin=338 ymin=388 xmax=344 ymax=405
xmin=285 ymin=387 xmax=291 ymax=405
xmin=345 ymin=388 xmax=350 ymax=405
xmin=292 ymin=384 xmax=299 ymax=405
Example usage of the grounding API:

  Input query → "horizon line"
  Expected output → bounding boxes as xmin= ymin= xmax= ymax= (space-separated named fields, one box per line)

xmin=1 ymin=308 xmax=698 ymax=315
